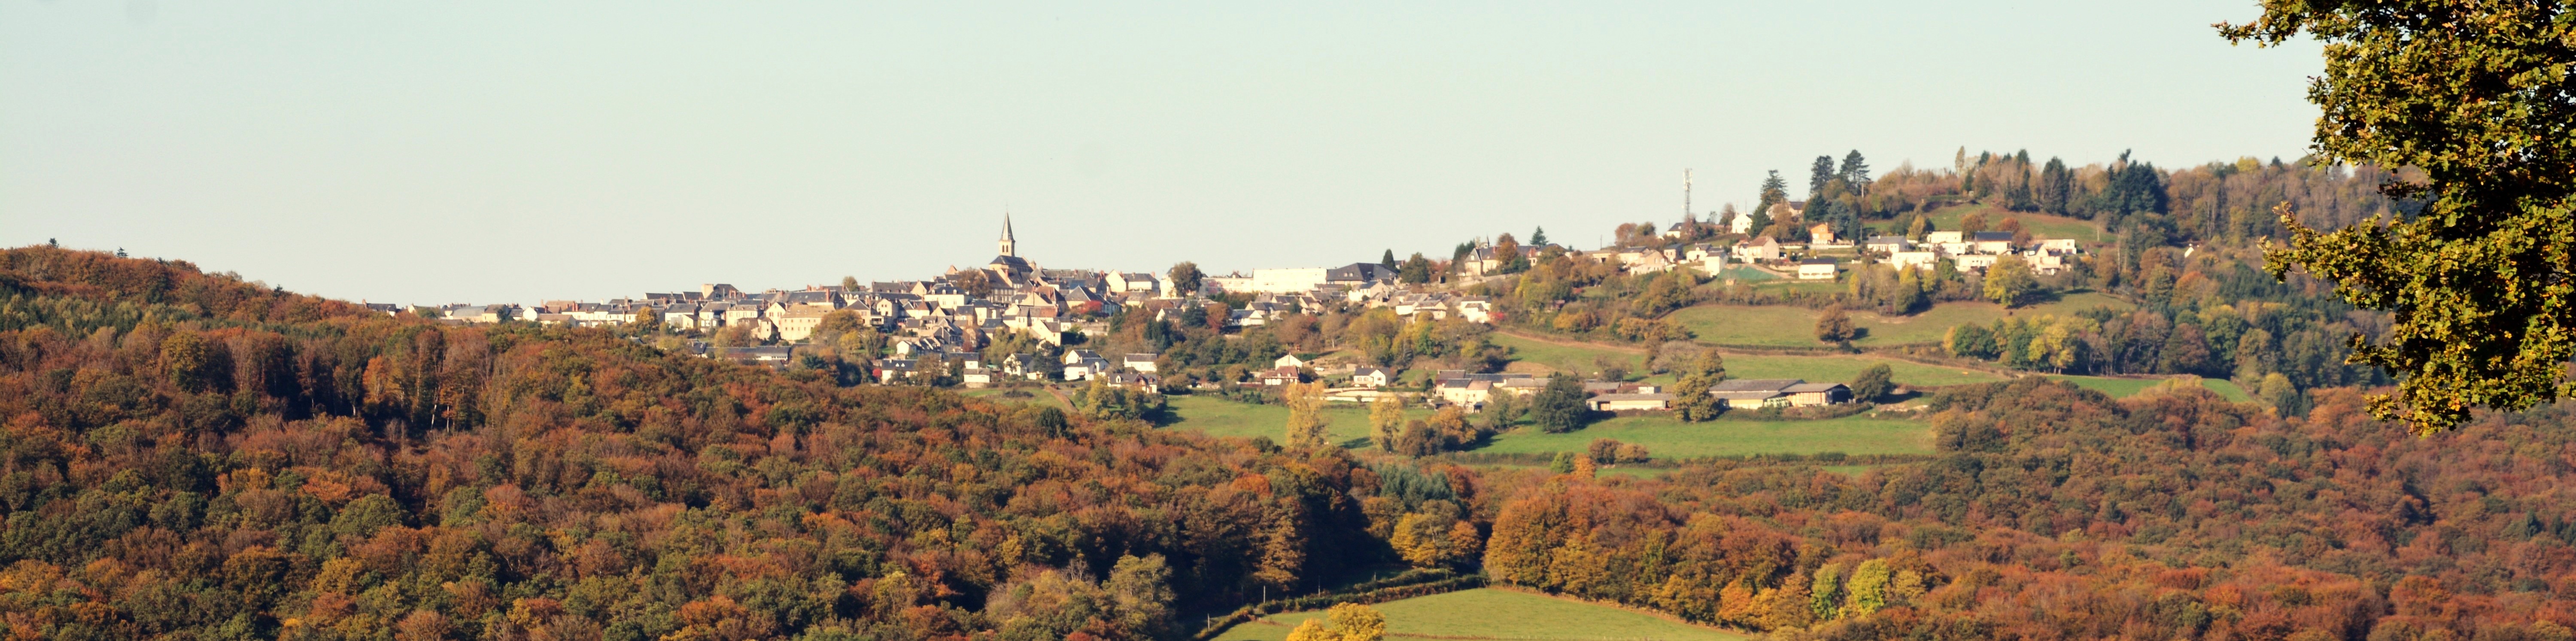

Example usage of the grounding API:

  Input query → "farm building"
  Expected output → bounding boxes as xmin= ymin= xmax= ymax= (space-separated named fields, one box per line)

xmin=1797 ymin=258 xmax=1839 ymax=280
xmin=1588 ymin=393 xmax=1673 ymax=412
xmin=1705 ymin=378 xmax=1851 ymax=408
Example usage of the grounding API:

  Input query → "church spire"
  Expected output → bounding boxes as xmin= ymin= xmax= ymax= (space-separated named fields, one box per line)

xmin=998 ymin=212 xmax=1017 ymax=257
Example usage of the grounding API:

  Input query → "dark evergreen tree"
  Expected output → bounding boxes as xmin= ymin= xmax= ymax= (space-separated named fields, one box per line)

xmin=2038 ymin=157 xmax=2073 ymax=215
xmin=1400 ymin=253 xmax=1433 ymax=284
xmin=1382 ymin=249 xmax=1398 ymax=269
xmin=2090 ymin=151 xmax=2169 ymax=226
xmin=1809 ymin=156 xmax=1838 ymax=199
xmin=1757 ymin=170 xmax=1789 ymax=215
xmin=1839 ymin=150 xmax=1871 ymax=192
xmin=1531 ymin=226 xmax=1548 ymax=247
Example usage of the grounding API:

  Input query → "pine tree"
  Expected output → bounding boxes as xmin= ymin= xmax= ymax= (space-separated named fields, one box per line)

xmin=1757 ymin=171 xmax=1789 ymax=214
xmin=1530 ymin=226 xmax=1548 ymax=246
xmin=1840 ymin=150 xmax=1871 ymax=191
xmin=1808 ymin=156 xmax=1837 ymax=199
xmin=2038 ymin=157 xmax=2072 ymax=215
xmin=1381 ymin=249 xmax=1397 ymax=269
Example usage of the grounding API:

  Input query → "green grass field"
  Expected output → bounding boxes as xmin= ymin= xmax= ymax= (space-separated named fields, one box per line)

xmin=1752 ymin=280 xmax=1850 ymax=295
xmin=1714 ymin=353 xmax=2006 ymax=387
xmin=1671 ymin=293 xmax=2132 ymax=348
xmin=1212 ymin=588 xmax=1747 ymax=641
xmin=1474 ymin=412 xmax=1934 ymax=459
xmin=2047 ymin=375 xmax=2161 ymax=398
xmin=1662 ymin=305 xmax=1826 ymax=347
xmin=2203 ymin=378 xmax=2253 ymax=402
xmin=1491 ymin=333 xmax=1645 ymax=378
xmin=1705 ymin=265 xmax=1779 ymax=282
xmin=1159 ymin=395 xmax=1431 ymax=449
xmin=2048 ymin=375 xmax=2258 ymax=402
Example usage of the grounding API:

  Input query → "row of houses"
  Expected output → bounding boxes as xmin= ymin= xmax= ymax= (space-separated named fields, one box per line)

xmin=1451 ymin=240 xmax=1728 ymax=278
xmin=1732 ymin=229 xmax=2085 ymax=281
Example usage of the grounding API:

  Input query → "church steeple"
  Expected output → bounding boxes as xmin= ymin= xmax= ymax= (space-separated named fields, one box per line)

xmin=998 ymin=213 xmax=1017 ymax=257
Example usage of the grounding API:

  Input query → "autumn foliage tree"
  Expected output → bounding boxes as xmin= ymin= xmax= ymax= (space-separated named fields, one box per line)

xmin=2224 ymin=3 xmax=2576 ymax=431
xmin=0 ymin=246 xmax=1388 ymax=641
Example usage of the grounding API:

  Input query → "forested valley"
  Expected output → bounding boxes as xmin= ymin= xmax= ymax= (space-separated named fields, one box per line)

xmin=8 ymin=228 xmax=2576 ymax=641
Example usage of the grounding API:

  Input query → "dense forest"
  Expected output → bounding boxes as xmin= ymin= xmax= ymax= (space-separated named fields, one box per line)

xmin=1479 ymin=379 xmax=2576 ymax=641
xmin=0 ymin=247 xmax=1462 ymax=640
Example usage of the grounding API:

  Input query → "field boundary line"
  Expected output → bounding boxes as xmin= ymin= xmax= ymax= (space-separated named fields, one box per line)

xmin=1191 ymin=571 xmax=1486 ymax=641
xmin=1480 ymin=585 xmax=1758 ymax=640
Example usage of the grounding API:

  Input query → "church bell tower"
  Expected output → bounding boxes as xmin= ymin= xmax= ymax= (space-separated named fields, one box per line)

xmin=998 ymin=213 xmax=1017 ymax=258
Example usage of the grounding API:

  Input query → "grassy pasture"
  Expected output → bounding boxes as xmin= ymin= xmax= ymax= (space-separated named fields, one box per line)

xmin=1473 ymin=413 xmax=1935 ymax=460
xmin=2046 ymin=375 xmax=2162 ymax=398
xmin=1706 ymin=265 xmax=1780 ymax=282
xmin=1708 ymin=353 xmax=2005 ymax=388
xmin=1212 ymin=588 xmax=1747 ymax=641
xmin=1491 ymin=332 xmax=2006 ymax=388
xmin=1670 ymin=293 xmax=2132 ymax=349
xmin=2048 ymin=375 xmax=2258 ymax=402
xmin=2203 ymin=378 xmax=2254 ymax=402
xmin=1489 ymin=333 xmax=1645 ymax=378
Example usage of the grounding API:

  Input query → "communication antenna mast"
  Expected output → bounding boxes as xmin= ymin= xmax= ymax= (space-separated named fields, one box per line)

xmin=1683 ymin=169 xmax=1693 ymax=219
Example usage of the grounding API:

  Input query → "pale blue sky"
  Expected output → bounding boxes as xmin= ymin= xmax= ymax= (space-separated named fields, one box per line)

xmin=3 ymin=1 xmax=2320 ymax=305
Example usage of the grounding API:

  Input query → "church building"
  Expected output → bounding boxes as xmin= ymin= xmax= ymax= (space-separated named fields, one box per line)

xmin=988 ymin=214 xmax=1035 ymax=276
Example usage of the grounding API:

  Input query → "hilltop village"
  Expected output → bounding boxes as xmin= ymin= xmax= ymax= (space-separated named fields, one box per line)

xmin=404 ymin=199 xmax=2087 ymax=417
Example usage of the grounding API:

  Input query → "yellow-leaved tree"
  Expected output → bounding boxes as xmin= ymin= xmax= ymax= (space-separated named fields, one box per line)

xmin=1285 ymin=603 xmax=1387 ymax=641
xmin=1368 ymin=392 xmax=1406 ymax=452
xmin=1284 ymin=381 xmax=1332 ymax=449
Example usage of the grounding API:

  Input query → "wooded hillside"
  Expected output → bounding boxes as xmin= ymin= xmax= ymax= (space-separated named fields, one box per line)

xmin=0 ymin=247 xmax=1410 ymax=641
xmin=1479 ymin=378 xmax=2576 ymax=641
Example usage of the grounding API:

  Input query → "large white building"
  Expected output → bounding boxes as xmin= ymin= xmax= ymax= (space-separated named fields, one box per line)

xmin=1250 ymin=268 xmax=1331 ymax=293
xmin=1212 ymin=263 xmax=1397 ymax=294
